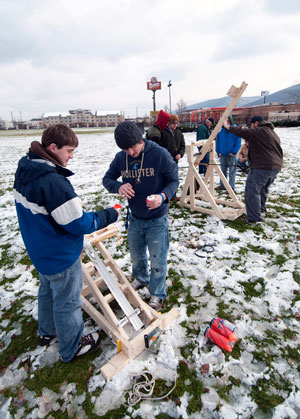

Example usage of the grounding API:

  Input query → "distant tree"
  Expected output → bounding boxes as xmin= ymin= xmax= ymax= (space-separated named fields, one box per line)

xmin=176 ymin=99 xmax=187 ymax=120
xmin=163 ymin=105 xmax=169 ymax=113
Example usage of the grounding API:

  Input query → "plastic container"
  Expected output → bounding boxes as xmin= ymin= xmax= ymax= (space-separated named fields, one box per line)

xmin=210 ymin=318 xmax=237 ymax=343
xmin=221 ymin=318 xmax=237 ymax=332
xmin=146 ymin=195 xmax=155 ymax=202
xmin=204 ymin=326 xmax=233 ymax=352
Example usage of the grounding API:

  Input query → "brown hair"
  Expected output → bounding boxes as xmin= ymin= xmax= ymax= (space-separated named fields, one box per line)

xmin=41 ymin=124 xmax=78 ymax=149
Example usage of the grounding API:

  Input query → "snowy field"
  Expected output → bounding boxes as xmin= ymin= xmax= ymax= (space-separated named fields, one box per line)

xmin=0 ymin=127 xmax=300 ymax=418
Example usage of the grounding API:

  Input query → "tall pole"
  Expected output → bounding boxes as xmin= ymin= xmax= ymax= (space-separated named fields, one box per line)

xmin=168 ymin=80 xmax=172 ymax=114
xmin=152 ymin=90 xmax=156 ymax=111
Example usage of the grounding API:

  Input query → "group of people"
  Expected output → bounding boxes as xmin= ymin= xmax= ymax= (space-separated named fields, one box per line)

xmin=13 ymin=110 xmax=283 ymax=363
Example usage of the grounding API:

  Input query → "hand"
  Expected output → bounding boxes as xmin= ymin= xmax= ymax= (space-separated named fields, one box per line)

xmin=146 ymin=194 xmax=165 ymax=210
xmin=175 ymin=154 xmax=181 ymax=161
xmin=118 ymin=183 xmax=135 ymax=199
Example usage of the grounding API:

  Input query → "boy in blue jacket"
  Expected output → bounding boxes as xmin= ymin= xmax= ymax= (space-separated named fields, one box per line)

xmin=14 ymin=124 xmax=118 ymax=362
xmin=216 ymin=116 xmax=241 ymax=191
xmin=103 ymin=121 xmax=178 ymax=310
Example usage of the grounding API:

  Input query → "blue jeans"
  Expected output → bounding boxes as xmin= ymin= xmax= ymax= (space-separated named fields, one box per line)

xmin=245 ymin=168 xmax=279 ymax=221
xmin=38 ymin=258 xmax=84 ymax=362
xmin=128 ymin=215 xmax=169 ymax=299
xmin=198 ymin=146 xmax=209 ymax=174
xmin=219 ymin=155 xmax=237 ymax=190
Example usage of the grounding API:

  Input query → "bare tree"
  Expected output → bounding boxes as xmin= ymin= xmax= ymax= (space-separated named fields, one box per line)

xmin=176 ymin=99 xmax=187 ymax=120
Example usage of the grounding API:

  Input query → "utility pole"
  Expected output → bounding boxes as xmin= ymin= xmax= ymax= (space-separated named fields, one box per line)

xmin=168 ymin=80 xmax=172 ymax=114
xmin=152 ymin=91 xmax=156 ymax=111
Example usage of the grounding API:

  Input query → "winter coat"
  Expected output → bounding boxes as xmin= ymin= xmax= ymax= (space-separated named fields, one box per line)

xmin=14 ymin=151 xmax=117 ymax=275
xmin=216 ymin=127 xmax=241 ymax=156
xmin=196 ymin=123 xmax=210 ymax=141
xmin=161 ymin=127 xmax=186 ymax=162
xmin=146 ymin=125 xmax=161 ymax=145
xmin=103 ymin=139 xmax=178 ymax=219
xmin=229 ymin=122 xmax=283 ymax=170
xmin=146 ymin=110 xmax=170 ymax=146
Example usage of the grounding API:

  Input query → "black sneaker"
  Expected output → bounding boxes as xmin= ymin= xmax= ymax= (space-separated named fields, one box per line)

xmin=148 ymin=296 xmax=163 ymax=311
xmin=38 ymin=334 xmax=56 ymax=346
xmin=131 ymin=279 xmax=146 ymax=291
xmin=72 ymin=332 xmax=101 ymax=360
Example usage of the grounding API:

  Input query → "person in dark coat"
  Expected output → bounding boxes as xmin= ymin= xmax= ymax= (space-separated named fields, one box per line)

xmin=223 ymin=115 xmax=283 ymax=224
xmin=161 ymin=114 xmax=185 ymax=163
xmin=146 ymin=109 xmax=170 ymax=146
xmin=161 ymin=114 xmax=185 ymax=200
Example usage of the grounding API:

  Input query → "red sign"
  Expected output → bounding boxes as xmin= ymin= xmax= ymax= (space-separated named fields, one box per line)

xmin=147 ymin=76 xmax=161 ymax=91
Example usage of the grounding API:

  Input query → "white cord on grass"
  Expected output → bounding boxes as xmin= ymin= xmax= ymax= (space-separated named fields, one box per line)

xmin=124 ymin=370 xmax=177 ymax=407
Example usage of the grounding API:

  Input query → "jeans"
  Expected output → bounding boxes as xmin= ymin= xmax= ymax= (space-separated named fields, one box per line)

xmin=219 ymin=155 xmax=237 ymax=190
xmin=245 ymin=168 xmax=280 ymax=221
xmin=198 ymin=146 xmax=209 ymax=174
xmin=128 ymin=215 xmax=169 ymax=299
xmin=38 ymin=257 xmax=84 ymax=362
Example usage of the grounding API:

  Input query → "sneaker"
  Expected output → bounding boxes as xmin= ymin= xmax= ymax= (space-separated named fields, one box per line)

xmin=148 ymin=296 xmax=163 ymax=311
xmin=131 ymin=279 xmax=146 ymax=290
xmin=72 ymin=332 xmax=101 ymax=360
xmin=243 ymin=219 xmax=263 ymax=225
xmin=38 ymin=334 xmax=56 ymax=346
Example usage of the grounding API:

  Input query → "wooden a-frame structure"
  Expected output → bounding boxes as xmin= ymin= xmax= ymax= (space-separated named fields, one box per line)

xmin=81 ymin=225 xmax=179 ymax=380
xmin=179 ymin=81 xmax=248 ymax=220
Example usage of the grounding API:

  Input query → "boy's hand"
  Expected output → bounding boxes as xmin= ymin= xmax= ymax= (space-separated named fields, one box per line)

xmin=118 ymin=183 xmax=135 ymax=199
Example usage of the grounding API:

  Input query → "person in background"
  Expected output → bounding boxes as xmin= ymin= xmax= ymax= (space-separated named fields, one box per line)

xmin=216 ymin=115 xmax=241 ymax=191
xmin=103 ymin=121 xmax=178 ymax=311
xmin=223 ymin=115 xmax=283 ymax=224
xmin=13 ymin=124 xmax=118 ymax=362
xmin=161 ymin=114 xmax=185 ymax=200
xmin=146 ymin=109 xmax=170 ymax=146
xmin=196 ymin=117 xmax=214 ymax=175
xmin=237 ymin=139 xmax=249 ymax=172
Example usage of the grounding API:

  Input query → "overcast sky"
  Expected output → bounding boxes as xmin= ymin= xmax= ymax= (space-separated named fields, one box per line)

xmin=1 ymin=0 xmax=300 ymax=121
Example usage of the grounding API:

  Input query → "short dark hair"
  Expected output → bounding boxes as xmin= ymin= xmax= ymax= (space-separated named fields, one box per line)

xmin=250 ymin=115 xmax=264 ymax=124
xmin=42 ymin=124 xmax=78 ymax=149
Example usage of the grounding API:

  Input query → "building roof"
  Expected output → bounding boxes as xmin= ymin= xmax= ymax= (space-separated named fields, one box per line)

xmin=43 ymin=112 xmax=70 ymax=117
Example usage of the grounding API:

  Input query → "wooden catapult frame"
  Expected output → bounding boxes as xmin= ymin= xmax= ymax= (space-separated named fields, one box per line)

xmin=179 ymin=81 xmax=248 ymax=221
xmin=81 ymin=225 xmax=179 ymax=380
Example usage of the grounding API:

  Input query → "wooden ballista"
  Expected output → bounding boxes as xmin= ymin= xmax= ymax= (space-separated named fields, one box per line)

xmin=179 ymin=81 xmax=248 ymax=220
xmin=81 ymin=225 xmax=179 ymax=379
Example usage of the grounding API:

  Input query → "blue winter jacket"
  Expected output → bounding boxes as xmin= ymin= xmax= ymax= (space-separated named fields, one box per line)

xmin=103 ymin=140 xmax=178 ymax=219
xmin=216 ymin=127 xmax=241 ymax=156
xmin=14 ymin=151 xmax=117 ymax=275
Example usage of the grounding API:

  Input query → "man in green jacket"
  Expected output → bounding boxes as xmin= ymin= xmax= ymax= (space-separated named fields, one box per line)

xmin=196 ymin=117 xmax=214 ymax=174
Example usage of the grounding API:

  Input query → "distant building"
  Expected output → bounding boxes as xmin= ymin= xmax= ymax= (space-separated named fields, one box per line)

xmin=0 ymin=119 xmax=14 ymax=130
xmin=181 ymin=103 xmax=300 ymax=126
xmin=42 ymin=109 xmax=124 ymax=128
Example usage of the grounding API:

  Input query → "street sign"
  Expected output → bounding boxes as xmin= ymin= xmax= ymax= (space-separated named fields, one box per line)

xmin=147 ymin=77 xmax=161 ymax=91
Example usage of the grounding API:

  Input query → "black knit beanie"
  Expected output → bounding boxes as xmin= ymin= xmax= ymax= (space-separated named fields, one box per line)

xmin=114 ymin=121 xmax=143 ymax=150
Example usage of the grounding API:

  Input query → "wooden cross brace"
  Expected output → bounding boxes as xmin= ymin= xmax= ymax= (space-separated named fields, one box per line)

xmin=179 ymin=81 xmax=248 ymax=220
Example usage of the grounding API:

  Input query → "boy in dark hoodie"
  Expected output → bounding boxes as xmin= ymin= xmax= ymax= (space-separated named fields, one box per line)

xmin=146 ymin=109 xmax=170 ymax=146
xmin=14 ymin=124 xmax=118 ymax=362
xmin=103 ymin=121 xmax=178 ymax=310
